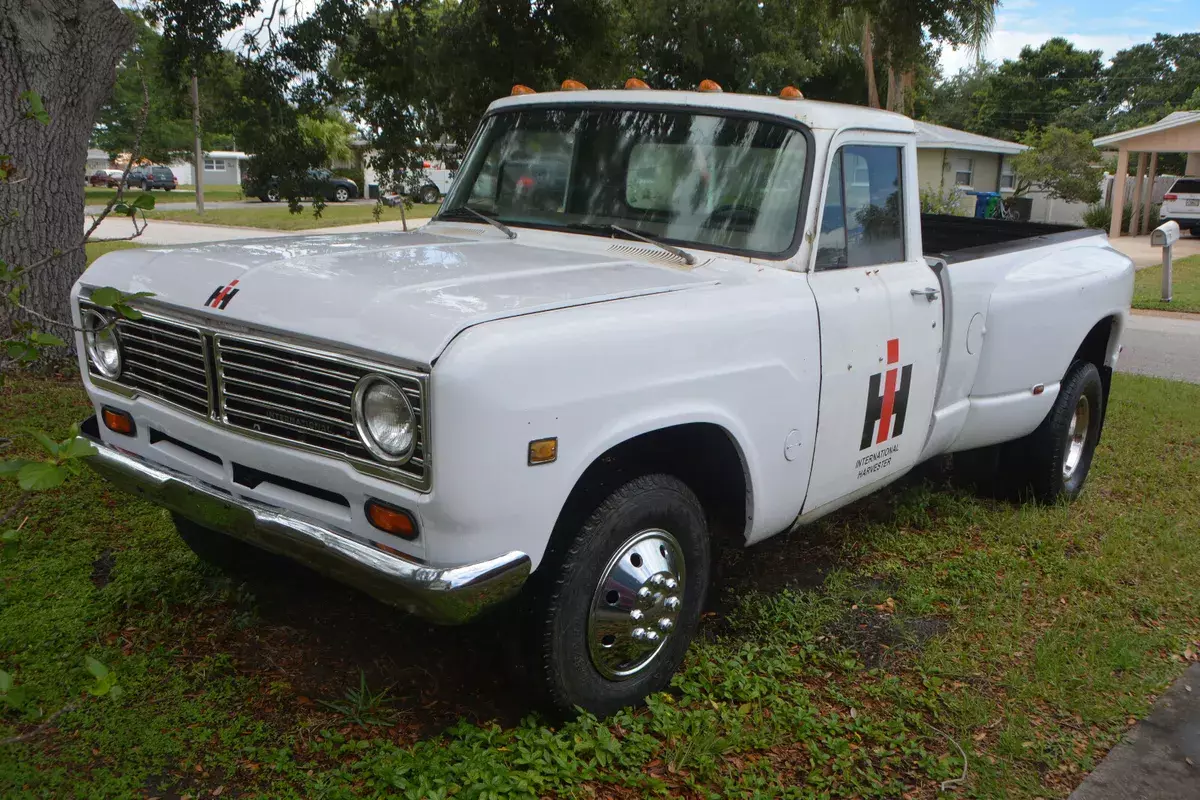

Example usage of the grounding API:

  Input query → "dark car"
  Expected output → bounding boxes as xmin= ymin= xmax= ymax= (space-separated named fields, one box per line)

xmin=247 ymin=168 xmax=358 ymax=203
xmin=88 ymin=169 xmax=124 ymax=187
xmin=125 ymin=166 xmax=177 ymax=191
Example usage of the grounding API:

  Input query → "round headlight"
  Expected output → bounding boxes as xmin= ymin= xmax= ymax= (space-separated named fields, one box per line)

xmin=352 ymin=375 xmax=415 ymax=462
xmin=83 ymin=309 xmax=122 ymax=379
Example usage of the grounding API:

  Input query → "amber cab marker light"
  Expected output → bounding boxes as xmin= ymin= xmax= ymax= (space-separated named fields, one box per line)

xmin=779 ymin=85 xmax=804 ymax=100
xmin=624 ymin=77 xmax=650 ymax=90
xmin=528 ymin=437 xmax=558 ymax=465
xmin=101 ymin=406 xmax=135 ymax=436
xmin=698 ymin=79 xmax=723 ymax=93
xmin=511 ymin=84 xmax=536 ymax=96
xmin=365 ymin=500 xmax=418 ymax=540
xmin=561 ymin=79 xmax=588 ymax=91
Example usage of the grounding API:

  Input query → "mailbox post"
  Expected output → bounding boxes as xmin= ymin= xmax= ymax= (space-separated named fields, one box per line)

xmin=1150 ymin=221 xmax=1181 ymax=303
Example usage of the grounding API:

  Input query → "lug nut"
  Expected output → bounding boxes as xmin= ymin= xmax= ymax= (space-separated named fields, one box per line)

xmin=657 ymin=618 xmax=673 ymax=631
xmin=649 ymin=574 xmax=665 ymax=587
xmin=629 ymin=608 xmax=644 ymax=621
xmin=664 ymin=596 xmax=680 ymax=611
xmin=643 ymin=629 xmax=660 ymax=642
xmin=632 ymin=627 xmax=648 ymax=641
xmin=637 ymin=586 xmax=652 ymax=601
xmin=664 ymin=577 xmax=678 ymax=590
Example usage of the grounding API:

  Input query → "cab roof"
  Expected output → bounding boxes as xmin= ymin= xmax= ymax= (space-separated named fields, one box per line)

xmin=488 ymin=89 xmax=916 ymax=134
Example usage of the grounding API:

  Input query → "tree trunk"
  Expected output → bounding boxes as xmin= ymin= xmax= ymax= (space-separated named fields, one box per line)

xmin=861 ymin=16 xmax=880 ymax=109
xmin=191 ymin=72 xmax=204 ymax=213
xmin=885 ymin=65 xmax=896 ymax=111
xmin=0 ymin=0 xmax=133 ymax=335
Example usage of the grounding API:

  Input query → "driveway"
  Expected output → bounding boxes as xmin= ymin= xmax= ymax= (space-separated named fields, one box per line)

xmin=86 ymin=215 xmax=428 ymax=245
xmin=1109 ymin=233 xmax=1200 ymax=268
xmin=1117 ymin=311 xmax=1200 ymax=384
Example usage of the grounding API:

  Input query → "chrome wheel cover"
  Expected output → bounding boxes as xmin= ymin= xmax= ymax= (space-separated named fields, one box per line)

xmin=1063 ymin=394 xmax=1090 ymax=480
xmin=587 ymin=529 xmax=685 ymax=680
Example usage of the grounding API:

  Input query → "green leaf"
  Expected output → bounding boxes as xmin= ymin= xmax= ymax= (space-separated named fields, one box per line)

xmin=108 ymin=684 xmax=124 ymax=701
xmin=3 ymin=685 xmax=27 ymax=710
xmin=17 ymin=461 xmax=66 ymax=491
xmin=60 ymin=437 xmax=97 ymax=460
xmin=19 ymin=90 xmax=50 ymax=125
xmin=130 ymin=194 xmax=156 ymax=210
xmin=22 ymin=428 xmax=59 ymax=456
xmin=112 ymin=303 xmax=143 ymax=321
xmin=0 ymin=669 xmax=11 ymax=692
xmin=1 ymin=529 xmax=18 ymax=543
xmin=29 ymin=332 xmax=66 ymax=347
xmin=123 ymin=291 xmax=156 ymax=301
xmin=89 ymin=287 xmax=121 ymax=308
xmin=0 ymin=458 xmax=30 ymax=477
xmin=85 ymin=656 xmax=110 ymax=680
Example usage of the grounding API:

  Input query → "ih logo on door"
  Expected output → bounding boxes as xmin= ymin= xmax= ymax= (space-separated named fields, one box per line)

xmin=205 ymin=279 xmax=240 ymax=310
xmin=860 ymin=338 xmax=913 ymax=450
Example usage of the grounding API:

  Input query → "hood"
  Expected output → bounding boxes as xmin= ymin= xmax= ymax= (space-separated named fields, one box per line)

xmin=80 ymin=228 xmax=715 ymax=365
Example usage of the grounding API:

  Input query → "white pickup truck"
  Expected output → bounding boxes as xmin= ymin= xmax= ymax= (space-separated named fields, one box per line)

xmin=74 ymin=87 xmax=1134 ymax=716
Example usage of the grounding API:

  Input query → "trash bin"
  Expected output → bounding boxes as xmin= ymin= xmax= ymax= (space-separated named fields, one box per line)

xmin=973 ymin=192 xmax=1002 ymax=219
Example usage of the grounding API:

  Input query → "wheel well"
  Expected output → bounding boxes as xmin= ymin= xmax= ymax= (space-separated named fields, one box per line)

xmin=545 ymin=424 xmax=750 ymax=564
xmin=1073 ymin=315 xmax=1118 ymax=439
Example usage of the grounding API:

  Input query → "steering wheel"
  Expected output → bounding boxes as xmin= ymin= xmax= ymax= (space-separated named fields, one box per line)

xmin=703 ymin=204 xmax=759 ymax=228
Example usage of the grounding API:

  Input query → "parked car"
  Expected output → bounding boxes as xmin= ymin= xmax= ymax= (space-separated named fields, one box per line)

xmin=1160 ymin=177 xmax=1200 ymax=236
xmin=246 ymin=168 xmax=358 ymax=203
xmin=75 ymin=87 xmax=1134 ymax=718
xmin=88 ymin=169 xmax=125 ymax=188
xmin=126 ymin=165 xmax=178 ymax=191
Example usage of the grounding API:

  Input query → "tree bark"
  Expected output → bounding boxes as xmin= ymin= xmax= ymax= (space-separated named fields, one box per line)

xmin=861 ymin=16 xmax=880 ymax=109
xmin=0 ymin=0 xmax=134 ymax=335
xmin=191 ymin=71 xmax=204 ymax=213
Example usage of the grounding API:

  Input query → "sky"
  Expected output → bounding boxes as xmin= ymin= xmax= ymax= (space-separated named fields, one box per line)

xmin=938 ymin=0 xmax=1190 ymax=75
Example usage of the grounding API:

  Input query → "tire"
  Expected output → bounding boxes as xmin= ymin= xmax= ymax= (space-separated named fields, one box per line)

xmin=419 ymin=184 xmax=439 ymax=205
xmin=334 ymin=186 xmax=350 ymax=202
xmin=530 ymin=474 xmax=711 ymax=718
xmin=173 ymin=514 xmax=274 ymax=575
xmin=1011 ymin=360 xmax=1104 ymax=503
xmin=264 ymin=188 xmax=281 ymax=203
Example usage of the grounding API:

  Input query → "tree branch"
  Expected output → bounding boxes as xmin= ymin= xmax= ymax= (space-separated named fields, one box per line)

xmin=0 ymin=703 xmax=77 ymax=746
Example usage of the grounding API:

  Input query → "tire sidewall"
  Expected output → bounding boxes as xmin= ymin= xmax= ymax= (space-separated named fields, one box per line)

xmin=1061 ymin=364 xmax=1103 ymax=498
xmin=541 ymin=475 xmax=710 ymax=717
xmin=335 ymin=187 xmax=349 ymax=202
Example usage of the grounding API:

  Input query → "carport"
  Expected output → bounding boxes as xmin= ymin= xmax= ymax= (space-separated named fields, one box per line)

xmin=1093 ymin=111 xmax=1200 ymax=238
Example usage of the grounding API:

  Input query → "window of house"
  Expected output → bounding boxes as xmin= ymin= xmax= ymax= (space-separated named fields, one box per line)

xmin=999 ymin=159 xmax=1016 ymax=190
xmin=952 ymin=157 xmax=973 ymax=186
xmin=204 ymin=158 xmax=226 ymax=172
xmin=815 ymin=144 xmax=905 ymax=270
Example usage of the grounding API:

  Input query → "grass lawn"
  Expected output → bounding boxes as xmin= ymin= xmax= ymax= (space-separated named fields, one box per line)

xmin=145 ymin=202 xmax=441 ymax=231
xmin=2 ymin=372 xmax=1199 ymax=797
xmin=85 ymin=185 xmax=246 ymax=205
xmin=85 ymin=240 xmax=142 ymax=266
xmin=1133 ymin=254 xmax=1200 ymax=314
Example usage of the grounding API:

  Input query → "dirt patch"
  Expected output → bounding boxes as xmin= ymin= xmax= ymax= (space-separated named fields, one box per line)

xmin=826 ymin=607 xmax=949 ymax=669
xmin=90 ymin=548 xmax=116 ymax=588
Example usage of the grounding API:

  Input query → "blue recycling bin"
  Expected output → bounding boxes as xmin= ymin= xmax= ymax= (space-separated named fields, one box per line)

xmin=973 ymin=191 xmax=1002 ymax=219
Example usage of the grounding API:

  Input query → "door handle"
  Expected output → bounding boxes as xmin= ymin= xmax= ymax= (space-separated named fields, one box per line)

xmin=911 ymin=287 xmax=940 ymax=302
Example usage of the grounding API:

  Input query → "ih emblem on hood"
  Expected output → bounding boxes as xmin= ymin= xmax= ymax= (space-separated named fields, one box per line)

xmin=205 ymin=279 xmax=240 ymax=310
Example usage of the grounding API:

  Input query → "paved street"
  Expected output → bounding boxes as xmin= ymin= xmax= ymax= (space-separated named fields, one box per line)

xmin=1117 ymin=312 xmax=1200 ymax=384
xmin=84 ymin=198 xmax=379 ymax=214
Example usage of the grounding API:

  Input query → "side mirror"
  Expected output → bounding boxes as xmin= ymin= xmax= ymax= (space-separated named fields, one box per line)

xmin=1150 ymin=221 xmax=1180 ymax=247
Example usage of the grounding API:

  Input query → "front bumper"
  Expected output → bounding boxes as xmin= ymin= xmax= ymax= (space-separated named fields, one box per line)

xmin=81 ymin=416 xmax=530 ymax=624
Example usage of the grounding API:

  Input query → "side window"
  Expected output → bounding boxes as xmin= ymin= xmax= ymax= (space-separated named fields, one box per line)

xmin=815 ymin=144 xmax=905 ymax=270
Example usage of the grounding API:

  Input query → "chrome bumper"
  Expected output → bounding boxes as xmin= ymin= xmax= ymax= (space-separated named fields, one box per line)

xmin=80 ymin=417 xmax=530 ymax=624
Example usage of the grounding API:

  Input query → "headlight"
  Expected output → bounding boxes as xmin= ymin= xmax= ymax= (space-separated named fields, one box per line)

xmin=352 ymin=375 xmax=415 ymax=462
xmin=83 ymin=309 xmax=122 ymax=379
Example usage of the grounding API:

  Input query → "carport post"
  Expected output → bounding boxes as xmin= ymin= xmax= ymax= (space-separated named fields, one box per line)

xmin=1142 ymin=154 xmax=1158 ymax=234
xmin=1131 ymin=153 xmax=1147 ymax=236
xmin=1109 ymin=148 xmax=1129 ymax=238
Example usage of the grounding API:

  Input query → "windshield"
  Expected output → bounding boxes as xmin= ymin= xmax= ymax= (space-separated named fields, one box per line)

xmin=440 ymin=106 xmax=810 ymax=256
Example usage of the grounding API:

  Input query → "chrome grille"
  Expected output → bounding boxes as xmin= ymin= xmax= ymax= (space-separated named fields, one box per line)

xmin=214 ymin=335 xmax=428 ymax=487
xmin=113 ymin=315 xmax=209 ymax=415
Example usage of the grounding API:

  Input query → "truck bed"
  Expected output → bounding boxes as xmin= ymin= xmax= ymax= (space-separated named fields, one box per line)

xmin=921 ymin=214 xmax=1098 ymax=264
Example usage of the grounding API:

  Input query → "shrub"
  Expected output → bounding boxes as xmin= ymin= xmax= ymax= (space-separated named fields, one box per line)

xmin=1081 ymin=203 xmax=1160 ymax=233
xmin=920 ymin=185 xmax=968 ymax=216
xmin=332 ymin=167 xmax=365 ymax=189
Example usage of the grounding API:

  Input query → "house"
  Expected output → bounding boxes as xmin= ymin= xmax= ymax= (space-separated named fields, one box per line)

xmin=85 ymin=148 xmax=110 ymax=175
xmin=167 ymin=150 xmax=251 ymax=187
xmin=914 ymin=121 xmax=1028 ymax=212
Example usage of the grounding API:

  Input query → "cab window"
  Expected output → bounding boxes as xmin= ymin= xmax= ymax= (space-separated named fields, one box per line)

xmin=815 ymin=145 xmax=904 ymax=270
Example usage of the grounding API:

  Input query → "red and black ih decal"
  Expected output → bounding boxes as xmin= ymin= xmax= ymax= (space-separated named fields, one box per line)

xmin=860 ymin=338 xmax=913 ymax=450
xmin=205 ymin=279 xmax=240 ymax=310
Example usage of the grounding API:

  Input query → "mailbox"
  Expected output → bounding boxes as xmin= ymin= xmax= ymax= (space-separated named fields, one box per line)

xmin=1151 ymin=220 xmax=1181 ymax=247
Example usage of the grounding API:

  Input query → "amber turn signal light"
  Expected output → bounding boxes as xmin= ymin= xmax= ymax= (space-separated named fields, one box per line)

xmin=624 ymin=77 xmax=650 ymax=89
xmin=511 ymin=84 xmax=536 ymax=96
xmin=698 ymin=79 xmax=723 ymax=92
xmin=528 ymin=437 xmax=558 ymax=465
xmin=365 ymin=500 xmax=418 ymax=540
xmin=779 ymin=85 xmax=804 ymax=100
xmin=101 ymin=406 xmax=135 ymax=436
xmin=561 ymin=79 xmax=588 ymax=91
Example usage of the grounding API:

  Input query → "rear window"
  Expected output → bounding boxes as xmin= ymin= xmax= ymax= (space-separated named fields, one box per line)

xmin=1169 ymin=179 xmax=1200 ymax=194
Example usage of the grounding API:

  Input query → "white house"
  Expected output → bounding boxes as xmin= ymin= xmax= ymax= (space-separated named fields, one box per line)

xmin=167 ymin=150 xmax=251 ymax=187
xmin=86 ymin=148 xmax=110 ymax=175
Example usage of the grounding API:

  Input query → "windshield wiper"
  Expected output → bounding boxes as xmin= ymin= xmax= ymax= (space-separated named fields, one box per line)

xmin=439 ymin=205 xmax=517 ymax=240
xmin=608 ymin=225 xmax=696 ymax=266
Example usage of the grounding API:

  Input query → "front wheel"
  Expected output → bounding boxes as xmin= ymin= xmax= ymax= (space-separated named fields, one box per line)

xmin=530 ymin=474 xmax=710 ymax=718
xmin=1012 ymin=360 xmax=1104 ymax=503
xmin=419 ymin=184 xmax=439 ymax=205
xmin=333 ymin=186 xmax=350 ymax=202
xmin=263 ymin=188 xmax=281 ymax=203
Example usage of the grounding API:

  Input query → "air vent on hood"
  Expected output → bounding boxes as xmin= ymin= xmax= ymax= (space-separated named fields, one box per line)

xmin=606 ymin=243 xmax=690 ymax=266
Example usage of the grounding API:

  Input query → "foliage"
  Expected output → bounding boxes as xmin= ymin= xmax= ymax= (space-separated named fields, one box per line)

xmin=298 ymin=112 xmax=355 ymax=167
xmin=1103 ymin=34 xmax=1200 ymax=133
xmin=317 ymin=671 xmax=396 ymax=727
xmin=331 ymin=167 xmax=365 ymax=189
xmin=1081 ymin=202 xmax=1160 ymax=234
xmin=1010 ymin=127 xmax=1102 ymax=204
xmin=919 ymin=184 xmax=968 ymax=215
xmin=146 ymin=203 xmax=438 ymax=230
xmin=1133 ymin=254 xmax=1200 ymax=314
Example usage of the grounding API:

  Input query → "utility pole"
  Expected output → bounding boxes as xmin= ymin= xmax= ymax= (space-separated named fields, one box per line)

xmin=191 ymin=72 xmax=204 ymax=213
